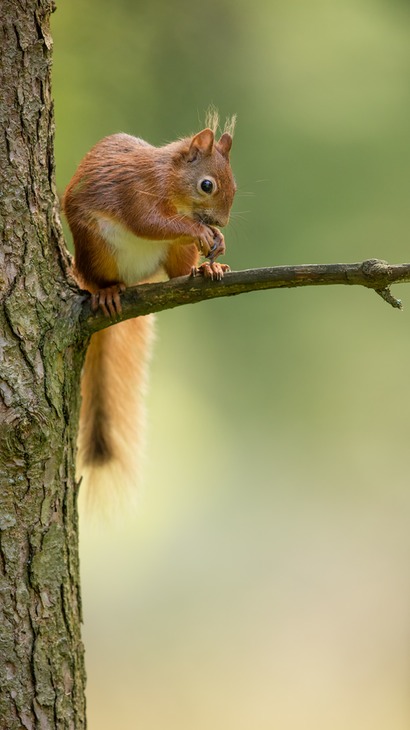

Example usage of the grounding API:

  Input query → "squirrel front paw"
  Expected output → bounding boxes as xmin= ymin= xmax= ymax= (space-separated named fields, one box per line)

xmin=206 ymin=227 xmax=226 ymax=262
xmin=91 ymin=283 xmax=126 ymax=317
xmin=196 ymin=225 xmax=225 ymax=260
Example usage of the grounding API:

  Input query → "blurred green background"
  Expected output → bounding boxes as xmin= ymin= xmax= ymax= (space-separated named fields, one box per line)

xmin=52 ymin=1 xmax=410 ymax=728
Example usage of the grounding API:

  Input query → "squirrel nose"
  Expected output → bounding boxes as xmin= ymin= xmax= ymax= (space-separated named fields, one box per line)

xmin=199 ymin=212 xmax=229 ymax=227
xmin=217 ymin=212 xmax=230 ymax=227
xmin=213 ymin=213 xmax=229 ymax=227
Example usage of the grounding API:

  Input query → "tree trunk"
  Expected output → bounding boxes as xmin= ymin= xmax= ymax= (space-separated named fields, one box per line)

xmin=0 ymin=2 xmax=87 ymax=727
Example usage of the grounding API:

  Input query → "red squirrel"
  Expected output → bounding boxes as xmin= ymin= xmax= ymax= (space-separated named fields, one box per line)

xmin=63 ymin=113 xmax=236 ymax=499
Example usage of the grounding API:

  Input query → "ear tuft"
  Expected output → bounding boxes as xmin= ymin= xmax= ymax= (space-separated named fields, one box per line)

xmin=187 ymin=128 xmax=214 ymax=162
xmin=216 ymin=132 xmax=232 ymax=159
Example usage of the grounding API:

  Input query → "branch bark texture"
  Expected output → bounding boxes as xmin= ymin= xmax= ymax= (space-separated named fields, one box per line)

xmin=79 ymin=258 xmax=409 ymax=337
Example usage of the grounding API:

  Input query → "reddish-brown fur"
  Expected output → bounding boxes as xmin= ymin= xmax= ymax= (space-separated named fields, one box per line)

xmin=63 ymin=121 xmax=236 ymax=497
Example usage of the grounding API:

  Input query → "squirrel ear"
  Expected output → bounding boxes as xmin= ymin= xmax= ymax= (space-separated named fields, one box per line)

xmin=216 ymin=133 xmax=232 ymax=159
xmin=187 ymin=128 xmax=214 ymax=162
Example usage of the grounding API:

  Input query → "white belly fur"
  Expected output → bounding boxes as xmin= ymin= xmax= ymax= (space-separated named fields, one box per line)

xmin=96 ymin=214 xmax=170 ymax=285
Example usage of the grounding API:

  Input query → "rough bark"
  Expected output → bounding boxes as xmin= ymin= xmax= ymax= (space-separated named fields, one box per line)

xmin=0 ymin=2 xmax=86 ymax=727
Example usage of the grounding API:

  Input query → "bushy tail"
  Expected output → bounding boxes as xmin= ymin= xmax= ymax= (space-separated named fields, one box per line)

xmin=77 ymin=315 xmax=155 ymax=510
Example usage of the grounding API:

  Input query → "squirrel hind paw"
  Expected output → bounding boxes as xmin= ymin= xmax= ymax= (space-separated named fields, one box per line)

xmin=191 ymin=262 xmax=230 ymax=281
xmin=91 ymin=283 xmax=126 ymax=317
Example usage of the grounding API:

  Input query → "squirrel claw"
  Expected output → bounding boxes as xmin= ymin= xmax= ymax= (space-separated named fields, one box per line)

xmin=91 ymin=283 xmax=126 ymax=318
xmin=191 ymin=262 xmax=230 ymax=281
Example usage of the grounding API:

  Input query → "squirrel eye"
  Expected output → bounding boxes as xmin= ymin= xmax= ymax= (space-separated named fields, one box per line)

xmin=199 ymin=178 xmax=214 ymax=195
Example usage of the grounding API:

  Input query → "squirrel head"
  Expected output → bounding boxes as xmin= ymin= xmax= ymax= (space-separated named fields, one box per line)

xmin=172 ymin=126 xmax=236 ymax=227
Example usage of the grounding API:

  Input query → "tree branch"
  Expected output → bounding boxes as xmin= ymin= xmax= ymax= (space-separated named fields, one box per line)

xmin=78 ymin=258 xmax=410 ymax=336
